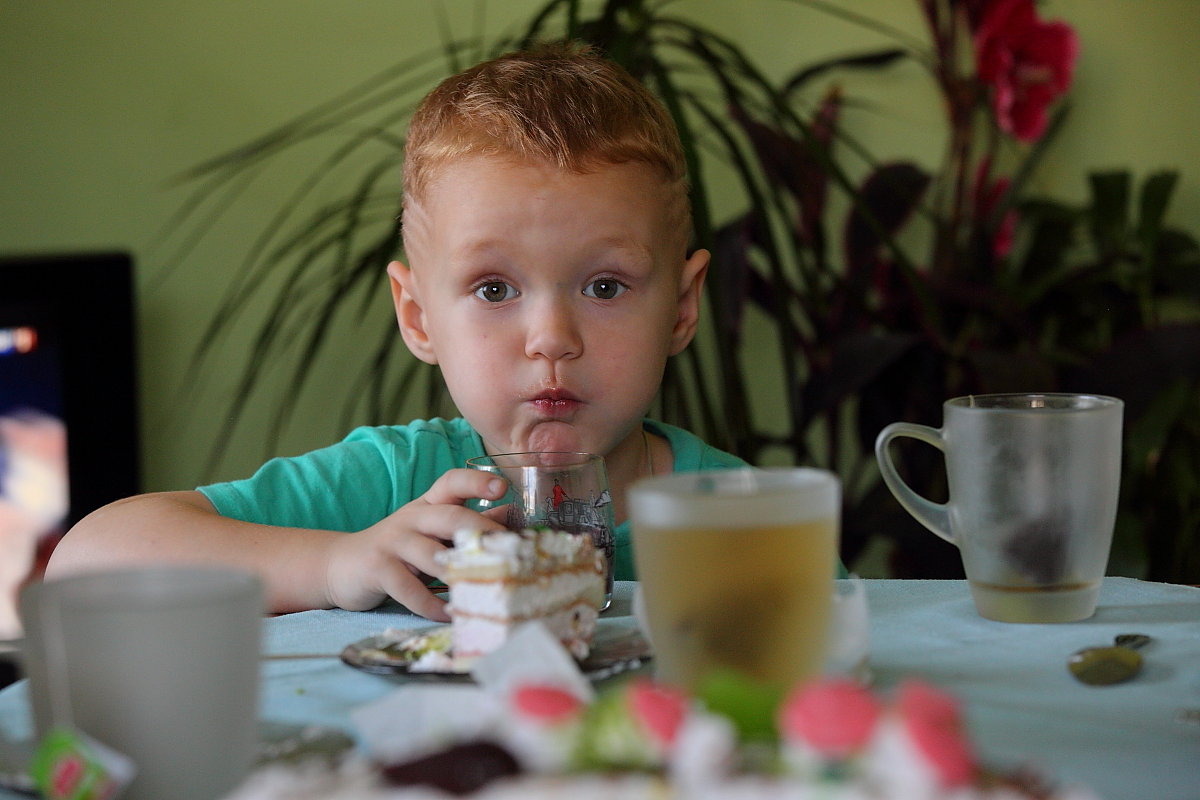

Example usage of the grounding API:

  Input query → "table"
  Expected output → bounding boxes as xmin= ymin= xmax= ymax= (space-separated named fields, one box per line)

xmin=1 ymin=578 xmax=1198 ymax=799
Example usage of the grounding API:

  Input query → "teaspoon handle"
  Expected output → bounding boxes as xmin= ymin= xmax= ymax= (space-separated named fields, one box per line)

xmin=1114 ymin=633 xmax=1151 ymax=650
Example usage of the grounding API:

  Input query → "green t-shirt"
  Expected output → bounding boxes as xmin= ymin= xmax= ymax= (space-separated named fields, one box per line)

xmin=198 ymin=417 xmax=748 ymax=580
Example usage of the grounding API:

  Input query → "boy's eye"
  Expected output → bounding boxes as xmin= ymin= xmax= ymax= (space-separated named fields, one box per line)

xmin=473 ymin=281 xmax=517 ymax=303
xmin=583 ymin=278 xmax=627 ymax=300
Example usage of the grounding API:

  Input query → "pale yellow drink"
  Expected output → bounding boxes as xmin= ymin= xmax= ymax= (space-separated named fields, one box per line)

xmin=629 ymin=469 xmax=840 ymax=693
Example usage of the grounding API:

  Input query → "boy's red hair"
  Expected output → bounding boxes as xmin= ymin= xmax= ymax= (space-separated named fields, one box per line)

xmin=403 ymin=42 xmax=688 ymax=215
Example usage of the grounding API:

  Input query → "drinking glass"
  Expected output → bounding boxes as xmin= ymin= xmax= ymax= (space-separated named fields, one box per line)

xmin=875 ymin=393 xmax=1123 ymax=622
xmin=628 ymin=468 xmax=840 ymax=692
xmin=19 ymin=566 xmax=263 ymax=800
xmin=467 ymin=451 xmax=615 ymax=609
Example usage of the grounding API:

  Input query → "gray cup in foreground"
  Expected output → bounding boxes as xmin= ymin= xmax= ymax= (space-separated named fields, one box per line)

xmin=875 ymin=393 xmax=1123 ymax=623
xmin=20 ymin=566 xmax=263 ymax=800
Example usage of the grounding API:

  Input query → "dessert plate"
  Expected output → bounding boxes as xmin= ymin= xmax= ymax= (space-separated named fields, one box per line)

xmin=340 ymin=621 xmax=652 ymax=682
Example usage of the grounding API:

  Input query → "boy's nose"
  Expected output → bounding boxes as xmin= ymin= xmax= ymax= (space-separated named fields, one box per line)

xmin=524 ymin=299 xmax=582 ymax=361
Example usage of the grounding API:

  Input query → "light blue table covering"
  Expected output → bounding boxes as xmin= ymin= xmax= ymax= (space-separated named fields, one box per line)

xmin=1 ymin=578 xmax=1197 ymax=799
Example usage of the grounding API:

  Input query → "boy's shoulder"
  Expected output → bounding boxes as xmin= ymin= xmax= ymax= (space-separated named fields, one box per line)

xmin=343 ymin=417 xmax=478 ymax=447
xmin=645 ymin=419 xmax=748 ymax=470
xmin=340 ymin=417 xmax=486 ymax=468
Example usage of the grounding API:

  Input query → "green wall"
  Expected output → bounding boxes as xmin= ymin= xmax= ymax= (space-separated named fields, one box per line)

xmin=3 ymin=1 xmax=1198 ymax=494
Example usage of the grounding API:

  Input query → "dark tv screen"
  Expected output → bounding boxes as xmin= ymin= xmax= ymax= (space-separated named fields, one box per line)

xmin=0 ymin=252 xmax=140 ymax=551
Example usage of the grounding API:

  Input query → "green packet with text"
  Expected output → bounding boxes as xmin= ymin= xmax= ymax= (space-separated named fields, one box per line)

xmin=29 ymin=727 xmax=135 ymax=800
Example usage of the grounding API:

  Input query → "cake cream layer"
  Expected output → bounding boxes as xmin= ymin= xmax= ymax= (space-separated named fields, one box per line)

xmin=451 ymin=597 xmax=599 ymax=659
xmin=449 ymin=569 xmax=605 ymax=617
xmin=438 ymin=528 xmax=605 ymax=661
xmin=441 ymin=529 xmax=600 ymax=574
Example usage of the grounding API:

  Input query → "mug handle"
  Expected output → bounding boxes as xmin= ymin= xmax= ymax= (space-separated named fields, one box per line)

xmin=874 ymin=422 xmax=954 ymax=545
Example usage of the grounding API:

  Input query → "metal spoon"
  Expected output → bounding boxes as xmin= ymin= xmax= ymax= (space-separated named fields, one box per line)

xmin=1068 ymin=633 xmax=1152 ymax=686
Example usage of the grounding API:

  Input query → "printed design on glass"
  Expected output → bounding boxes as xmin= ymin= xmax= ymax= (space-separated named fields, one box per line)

xmin=507 ymin=478 xmax=614 ymax=560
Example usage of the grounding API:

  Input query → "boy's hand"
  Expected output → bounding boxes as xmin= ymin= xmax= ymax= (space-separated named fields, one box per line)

xmin=324 ymin=468 xmax=507 ymax=620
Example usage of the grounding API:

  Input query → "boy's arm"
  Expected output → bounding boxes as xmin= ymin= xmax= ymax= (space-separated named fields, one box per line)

xmin=47 ymin=491 xmax=349 ymax=614
xmin=45 ymin=470 xmax=505 ymax=619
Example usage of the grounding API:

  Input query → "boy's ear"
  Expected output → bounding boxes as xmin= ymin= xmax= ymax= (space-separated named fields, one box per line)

xmin=668 ymin=248 xmax=710 ymax=355
xmin=387 ymin=260 xmax=439 ymax=365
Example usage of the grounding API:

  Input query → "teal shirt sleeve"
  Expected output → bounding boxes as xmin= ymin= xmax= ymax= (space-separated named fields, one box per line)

xmin=197 ymin=418 xmax=485 ymax=532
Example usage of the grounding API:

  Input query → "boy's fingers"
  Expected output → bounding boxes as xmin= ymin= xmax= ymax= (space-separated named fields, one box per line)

xmin=421 ymin=467 xmax=507 ymax=507
xmin=481 ymin=505 xmax=510 ymax=525
xmin=381 ymin=570 xmax=449 ymax=622
xmin=384 ymin=504 xmax=498 ymax=576
xmin=368 ymin=469 xmax=515 ymax=621
xmin=393 ymin=528 xmax=451 ymax=582
xmin=405 ymin=503 xmax=508 ymax=546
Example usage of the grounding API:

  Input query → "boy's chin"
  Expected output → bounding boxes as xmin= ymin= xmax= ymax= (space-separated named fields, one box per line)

xmin=519 ymin=421 xmax=589 ymax=455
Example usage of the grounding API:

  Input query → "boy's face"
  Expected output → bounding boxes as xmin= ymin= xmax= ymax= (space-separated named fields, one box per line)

xmin=389 ymin=155 xmax=708 ymax=460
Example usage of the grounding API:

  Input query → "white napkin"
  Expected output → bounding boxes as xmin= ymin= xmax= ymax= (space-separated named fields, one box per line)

xmin=471 ymin=622 xmax=594 ymax=703
xmin=349 ymin=684 xmax=496 ymax=764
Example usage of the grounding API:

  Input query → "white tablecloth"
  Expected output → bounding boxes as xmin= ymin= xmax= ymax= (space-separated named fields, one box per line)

xmin=1 ymin=577 xmax=1198 ymax=799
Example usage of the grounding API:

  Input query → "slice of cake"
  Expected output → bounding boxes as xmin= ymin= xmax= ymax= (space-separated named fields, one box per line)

xmin=437 ymin=529 xmax=605 ymax=662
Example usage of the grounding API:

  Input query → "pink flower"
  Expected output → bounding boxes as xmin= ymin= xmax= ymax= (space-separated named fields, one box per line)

xmin=974 ymin=0 xmax=1078 ymax=142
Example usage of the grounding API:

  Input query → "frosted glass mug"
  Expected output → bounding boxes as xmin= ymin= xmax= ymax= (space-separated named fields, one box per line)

xmin=875 ymin=393 xmax=1123 ymax=622
xmin=628 ymin=468 xmax=840 ymax=692
xmin=20 ymin=566 xmax=263 ymax=800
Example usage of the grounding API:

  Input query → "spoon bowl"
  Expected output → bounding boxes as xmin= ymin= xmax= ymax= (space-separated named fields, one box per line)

xmin=1068 ymin=633 xmax=1151 ymax=686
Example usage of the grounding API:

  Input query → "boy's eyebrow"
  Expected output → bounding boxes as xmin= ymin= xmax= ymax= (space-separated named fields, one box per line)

xmin=589 ymin=239 xmax=655 ymax=270
xmin=449 ymin=237 xmax=656 ymax=268
xmin=446 ymin=238 xmax=509 ymax=265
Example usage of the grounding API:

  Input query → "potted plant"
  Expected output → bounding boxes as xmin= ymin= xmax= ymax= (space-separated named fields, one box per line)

xmin=168 ymin=0 xmax=1200 ymax=581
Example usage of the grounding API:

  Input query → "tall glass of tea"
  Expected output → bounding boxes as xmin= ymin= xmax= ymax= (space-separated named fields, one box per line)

xmin=628 ymin=468 xmax=840 ymax=692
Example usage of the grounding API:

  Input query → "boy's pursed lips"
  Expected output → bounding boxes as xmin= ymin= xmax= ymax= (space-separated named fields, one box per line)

xmin=527 ymin=387 xmax=582 ymax=418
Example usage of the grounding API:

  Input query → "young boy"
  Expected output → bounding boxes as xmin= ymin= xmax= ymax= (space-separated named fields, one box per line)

xmin=47 ymin=43 xmax=748 ymax=619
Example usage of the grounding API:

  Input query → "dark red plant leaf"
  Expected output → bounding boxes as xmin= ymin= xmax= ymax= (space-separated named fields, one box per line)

xmin=783 ymin=48 xmax=908 ymax=96
xmin=799 ymin=330 xmax=920 ymax=425
xmin=960 ymin=0 xmax=994 ymax=33
xmin=1063 ymin=325 xmax=1200 ymax=421
xmin=709 ymin=214 xmax=758 ymax=346
xmin=798 ymin=87 xmax=841 ymax=249
xmin=729 ymin=110 xmax=809 ymax=207
xmin=729 ymin=91 xmax=840 ymax=248
xmin=843 ymin=162 xmax=931 ymax=296
xmin=962 ymin=346 xmax=1059 ymax=393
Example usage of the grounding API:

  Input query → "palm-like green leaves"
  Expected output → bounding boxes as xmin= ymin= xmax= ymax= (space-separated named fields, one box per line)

xmin=167 ymin=0 xmax=1200 ymax=581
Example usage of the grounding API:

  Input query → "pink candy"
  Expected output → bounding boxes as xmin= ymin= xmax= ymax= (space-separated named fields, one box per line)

xmin=510 ymin=685 xmax=584 ymax=726
xmin=779 ymin=677 xmax=881 ymax=757
xmin=779 ymin=676 xmax=977 ymax=789
xmin=895 ymin=680 xmax=976 ymax=788
xmin=627 ymin=679 xmax=689 ymax=747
